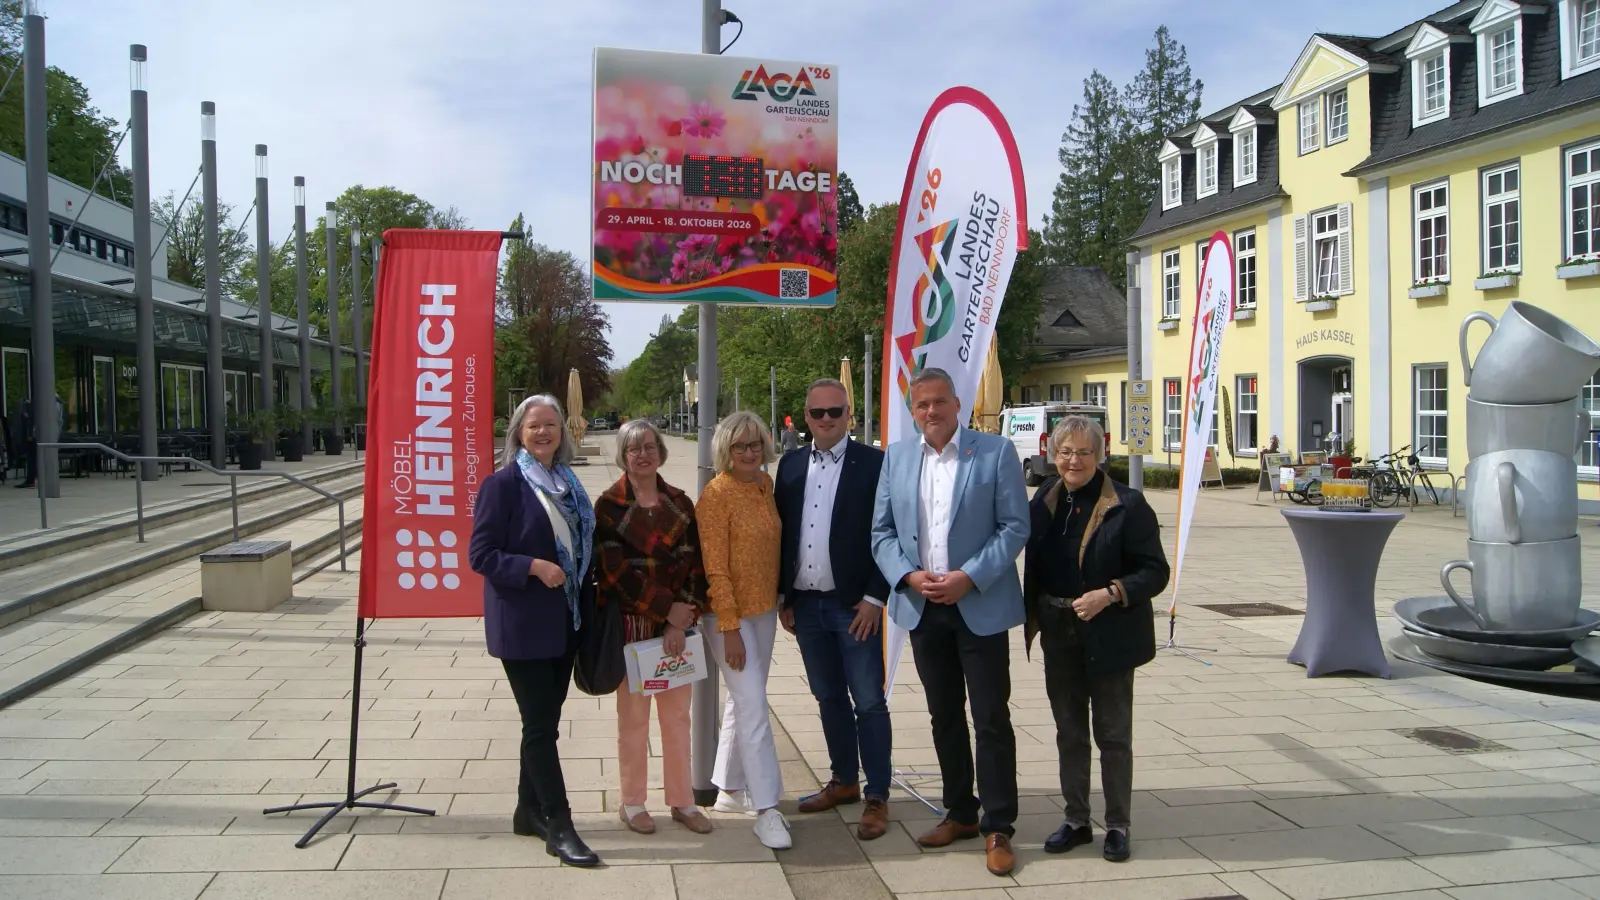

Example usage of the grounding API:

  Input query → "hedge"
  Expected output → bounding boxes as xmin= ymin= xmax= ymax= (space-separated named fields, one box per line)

xmin=1103 ymin=456 xmax=1261 ymax=490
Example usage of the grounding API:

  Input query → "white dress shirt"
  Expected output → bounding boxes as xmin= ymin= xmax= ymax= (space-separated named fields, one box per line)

xmin=917 ymin=428 xmax=962 ymax=576
xmin=794 ymin=437 xmax=883 ymax=607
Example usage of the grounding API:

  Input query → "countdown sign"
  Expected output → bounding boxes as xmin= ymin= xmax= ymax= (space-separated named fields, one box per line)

xmin=592 ymin=47 xmax=839 ymax=306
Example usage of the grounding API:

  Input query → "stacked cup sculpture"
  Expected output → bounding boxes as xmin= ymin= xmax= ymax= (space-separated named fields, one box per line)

xmin=1440 ymin=301 xmax=1599 ymax=637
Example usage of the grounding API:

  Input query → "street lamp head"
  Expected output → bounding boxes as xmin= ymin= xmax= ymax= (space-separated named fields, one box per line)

xmin=254 ymin=144 xmax=267 ymax=179
xmin=129 ymin=45 xmax=147 ymax=92
xmin=23 ymin=0 xmax=43 ymax=18
xmin=200 ymin=101 xmax=216 ymax=141
xmin=294 ymin=176 xmax=305 ymax=208
xmin=326 ymin=202 xmax=338 ymax=230
xmin=351 ymin=226 xmax=361 ymax=245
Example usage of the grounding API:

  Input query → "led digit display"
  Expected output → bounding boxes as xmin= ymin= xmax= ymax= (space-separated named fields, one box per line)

xmin=683 ymin=155 xmax=765 ymax=199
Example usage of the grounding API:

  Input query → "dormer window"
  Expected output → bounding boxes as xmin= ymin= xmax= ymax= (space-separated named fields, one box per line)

xmin=1299 ymin=99 xmax=1321 ymax=154
xmin=1236 ymin=128 xmax=1257 ymax=184
xmin=1325 ymin=90 xmax=1349 ymax=144
xmin=1560 ymin=0 xmax=1600 ymax=78
xmin=1194 ymin=126 xmax=1219 ymax=199
xmin=1420 ymin=53 xmax=1448 ymax=120
xmin=1162 ymin=158 xmax=1181 ymax=209
xmin=1473 ymin=0 xmax=1533 ymax=106
xmin=1406 ymin=23 xmax=1462 ymax=127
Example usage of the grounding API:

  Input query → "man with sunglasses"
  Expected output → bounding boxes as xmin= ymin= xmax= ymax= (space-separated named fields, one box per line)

xmin=775 ymin=378 xmax=893 ymax=840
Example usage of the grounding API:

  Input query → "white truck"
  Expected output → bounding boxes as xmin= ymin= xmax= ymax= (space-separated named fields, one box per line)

xmin=1000 ymin=402 xmax=1111 ymax=486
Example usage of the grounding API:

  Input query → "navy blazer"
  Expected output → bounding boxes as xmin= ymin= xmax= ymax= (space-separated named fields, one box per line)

xmin=775 ymin=439 xmax=892 ymax=607
xmin=468 ymin=465 xmax=586 ymax=661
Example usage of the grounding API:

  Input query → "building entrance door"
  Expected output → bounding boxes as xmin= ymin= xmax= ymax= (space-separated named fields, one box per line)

xmin=1331 ymin=364 xmax=1353 ymax=455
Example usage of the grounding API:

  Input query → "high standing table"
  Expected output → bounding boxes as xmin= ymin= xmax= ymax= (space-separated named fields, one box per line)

xmin=1281 ymin=508 xmax=1405 ymax=678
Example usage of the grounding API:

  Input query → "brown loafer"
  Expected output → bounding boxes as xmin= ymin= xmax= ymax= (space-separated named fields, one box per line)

xmin=619 ymin=806 xmax=656 ymax=834
xmin=985 ymin=833 xmax=1015 ymax=876
xmin=915 ymin=816 xmax=980 ymax=848
xmin=798 ymin=779 xmax=861 ymax=814
xmin=671 ymin=806 xmax=714 ymax=835
xmin=856 ymin=797 xmax=889 ymax=841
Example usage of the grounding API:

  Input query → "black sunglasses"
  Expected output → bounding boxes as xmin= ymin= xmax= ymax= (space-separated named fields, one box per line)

xmin=808 ymin=406 xmax=847 ymax=420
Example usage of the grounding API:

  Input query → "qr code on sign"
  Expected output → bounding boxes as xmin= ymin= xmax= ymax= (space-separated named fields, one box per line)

xmin=779 ymin=268 xmax=809 ymax=300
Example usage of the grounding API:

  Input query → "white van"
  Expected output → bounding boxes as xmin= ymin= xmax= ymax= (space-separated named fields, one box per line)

xmin=1000 ymin=403 xmax=1110 ymax=486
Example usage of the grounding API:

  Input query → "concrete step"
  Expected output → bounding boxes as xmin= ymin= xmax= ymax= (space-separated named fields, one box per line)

xmin=0 ymin=472 xmax=365 ymax=630
xmin=0 ymin=459 xmax=365 ymax=573
xmin=0 ymin=501 xmax=365 ymax=709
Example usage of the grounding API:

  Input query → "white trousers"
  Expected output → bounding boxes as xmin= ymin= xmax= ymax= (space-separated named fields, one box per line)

xmin=704 ymin=609 xmax=783 ymax=811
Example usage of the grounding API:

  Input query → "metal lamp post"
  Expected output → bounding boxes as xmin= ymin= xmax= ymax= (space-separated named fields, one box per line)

xmin=294 ymin=178 xmax=312 ymax=448
xmin=131 ymin=44 xmax=159 ymax=481
xmin=23 ymin=0 xmax=58 ymax=496
xmin=201 ymin=102 xmax=226 ymax=467
xmin=350 ymin=225 xmax=365 ymax=404
xmin=254 ymin=145 xmax=274 ymax=460
xmin=324 ymin=202 xmax=341 ymax=447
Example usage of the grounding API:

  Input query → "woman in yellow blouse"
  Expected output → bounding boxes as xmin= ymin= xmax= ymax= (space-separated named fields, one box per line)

xmin=697 ymin=410 xmax=789 ymax=850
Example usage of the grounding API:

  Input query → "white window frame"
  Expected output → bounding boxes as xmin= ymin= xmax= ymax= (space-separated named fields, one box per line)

xmin=1416 ymin=51 xmax=1450 ymax=125
xmin=1163 ymin=378 xmax=1183 ymax=450
xmin=1312 ymin=209 xmax=1340 ymax=297
xmin=1561 ymin=0 xmax=1600 ymax=79
xmin=1236 ymin=375 xmax=1259 ymax=456
xmin=1325 ymin=89 xmax=1349 ymax=145
xmin=1020 ymin=385 xmax=1041 ymax=403
xmin=1414 ymin=364 xmax=1450 ymax=468
xmin=1235 ymin=228 xmax=1258 ymax=310
xmin=1198 ymin=142 xmax=1218 ymax=197
xmin=1473 ymin=2 xmax=1528 ymax=107
xmin=1414 ymin=181 xmax=1451 ymax=282
xmin=1083 ymin=382 xmax=1107 ymax=410
xmin=1049 ymin=383 xmax=1071 ymax=402
xmin=1299 ymin=98 xmax=1321 ymax=154
xmin=1162 ymin=248 xmax=1181 ymax=318
xmin=1234 ymin=128 xmax=1256 ymax=186
xmin=1162 ymin=157 xmax=1182 ymax=210
xmin=1580 ymin=370 xmax=1600 ymax=477
xmin=1481 ymin=162 xmax=1522 ymax=275
xmin=1566 ymin=139 xmax=1600 ymax=261
xmin=1196 ymin=239 xmax=1209 ymax=290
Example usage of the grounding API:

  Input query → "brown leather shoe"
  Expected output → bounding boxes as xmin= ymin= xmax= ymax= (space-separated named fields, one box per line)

xmin=856 ymin=797 xmax=889 ymax=841
xmin=914 ymin=816 xmax=980 ymax=848
xmin=798 ymin=779 xmax=861 ymax=814
xmin=985 ymin=833 xmax=1015 ymax=876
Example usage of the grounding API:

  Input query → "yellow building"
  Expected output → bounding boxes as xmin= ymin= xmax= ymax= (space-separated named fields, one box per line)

xmin=1129 ymin=0 xmax=1600 ymax=505
xmin=1009 ymin=266 xmax=1131 ymax=454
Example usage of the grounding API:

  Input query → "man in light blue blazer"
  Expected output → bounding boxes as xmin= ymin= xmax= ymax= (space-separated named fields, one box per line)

xmin=871 ymin=367 xmax=1029 ymax=877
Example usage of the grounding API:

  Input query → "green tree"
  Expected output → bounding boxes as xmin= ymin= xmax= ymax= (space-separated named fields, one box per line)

xmin=834 ymin=172 xmax=864 ymax=236
xmin=154 ymin=189 xmax=253 ymax=295
xmin=0 ymin=0 xmax=133 ymax=202
xmin=1042 ymin=71 xmax=1136 ymax=283
xmin=497 ymin=214 xmax=613 ymax=407
xmin=1120 ymin=26 xmax=1204 ymax=239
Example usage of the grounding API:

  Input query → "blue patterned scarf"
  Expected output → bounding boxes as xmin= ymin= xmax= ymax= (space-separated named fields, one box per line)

xmin=516 ymin=450 xmax=593 ymax=631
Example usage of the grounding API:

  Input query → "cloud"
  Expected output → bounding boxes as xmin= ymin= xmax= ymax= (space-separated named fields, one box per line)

xmin=42 ymin=0 xmax=1442 ymax=365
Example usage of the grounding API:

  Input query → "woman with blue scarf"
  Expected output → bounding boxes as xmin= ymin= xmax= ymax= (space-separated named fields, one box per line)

xmin=469 ymin=394 xmax=599 ymax=868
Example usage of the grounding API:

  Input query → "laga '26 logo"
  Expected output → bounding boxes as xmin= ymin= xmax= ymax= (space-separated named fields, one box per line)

xmin=732 ymin=65 xmax=817 ymax=103
xmin=894 ymin=219 xmax=961 ymax=408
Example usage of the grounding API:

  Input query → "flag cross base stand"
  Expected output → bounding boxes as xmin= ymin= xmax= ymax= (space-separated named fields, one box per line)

xmin=891 ymin=765 xmax=943 ymax=815
xmin=1159 ymin=614 xmax=1216 ymax=667
xmin=263 ymin=617 xmax=436 ymax=847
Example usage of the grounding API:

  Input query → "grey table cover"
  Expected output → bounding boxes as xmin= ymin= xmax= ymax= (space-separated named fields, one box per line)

xmin=1281 ymin=508 xmax=1405 ymax=678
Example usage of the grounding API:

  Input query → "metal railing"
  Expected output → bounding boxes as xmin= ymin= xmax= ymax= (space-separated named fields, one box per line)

xmin=34 ymin=443 xmax=349 ymax=571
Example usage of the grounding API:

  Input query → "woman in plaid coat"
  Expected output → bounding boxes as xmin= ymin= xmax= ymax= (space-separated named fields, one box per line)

xmin=595 ymin=418 xmax=713 ymax=836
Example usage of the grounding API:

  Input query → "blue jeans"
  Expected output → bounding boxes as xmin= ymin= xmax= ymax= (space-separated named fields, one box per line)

xmin=791 ymin=590 xmax=891 ymax=800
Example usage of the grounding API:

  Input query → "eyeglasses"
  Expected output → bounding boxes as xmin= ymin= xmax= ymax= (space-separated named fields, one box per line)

xmin=808 ymin=406 xmax=846 ymax=420
xmin=731 ymin=440 xmax=765 ymax=455
xmin=625 ymin=444 xmax=660 ymax=457
xmin=1056 ymin=448 xmax=1098 ymax=460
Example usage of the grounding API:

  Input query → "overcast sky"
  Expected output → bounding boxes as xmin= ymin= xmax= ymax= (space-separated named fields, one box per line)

xmin=47 ymin=0 xmax=1441 ymax=365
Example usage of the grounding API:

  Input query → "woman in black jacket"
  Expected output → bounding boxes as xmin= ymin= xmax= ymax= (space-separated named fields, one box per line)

xmin=1023 ymin=415 xmax=1170 ymax=864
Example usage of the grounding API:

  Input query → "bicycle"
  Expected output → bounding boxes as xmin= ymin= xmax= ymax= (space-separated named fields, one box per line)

xmin=1352 ymin=446 xmax=1408 ymax=508
xmin=1365 ymin=448 xmax=1446 ymax=508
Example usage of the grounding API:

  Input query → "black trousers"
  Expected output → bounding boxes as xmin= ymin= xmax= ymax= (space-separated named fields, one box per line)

xmin=1039 ymin=605 xmax=1136 ymax=832
xmin=909 ymin=602 xmax=1018 ymax=836
xmin=502 ymin=646 xmax=576 ymax=822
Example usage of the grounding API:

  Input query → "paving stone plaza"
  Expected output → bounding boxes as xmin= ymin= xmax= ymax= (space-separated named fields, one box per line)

xmin=2 ymin=434 xmax=1600 ymax=900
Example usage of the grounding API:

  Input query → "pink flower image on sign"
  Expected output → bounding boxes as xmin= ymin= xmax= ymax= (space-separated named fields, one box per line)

xmin=592 ymin=48 xmax=840 ymax=306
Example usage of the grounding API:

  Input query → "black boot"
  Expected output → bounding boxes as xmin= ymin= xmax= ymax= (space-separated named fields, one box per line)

xmin=546 ymin=816 xmax=600 ymax=868
xmin=512 ymin=805 xmax=547 ymax=839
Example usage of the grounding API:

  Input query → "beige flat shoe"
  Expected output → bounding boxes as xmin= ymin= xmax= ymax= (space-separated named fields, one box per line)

xmin=672 ymin=806 xmax=714 ymax=834
xmin=620 ymin=805 xmax=656 ymax=834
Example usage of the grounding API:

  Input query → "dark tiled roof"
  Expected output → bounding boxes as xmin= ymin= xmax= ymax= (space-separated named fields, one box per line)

xmin=1351 ymin=7 xmax=1600 ymax=175
xmin=1031 ymin=266 xmax=1126 ymax=354
xmin=1317 ymin=33 xmax=1398 ymax=66
xmin=1130 ymin=111 xmax=1287 ymax=242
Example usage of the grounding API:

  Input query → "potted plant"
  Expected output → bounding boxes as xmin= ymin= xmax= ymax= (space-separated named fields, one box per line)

xmin=1330 ymin=434 xmax=1355 ymax=478
xmin=239 ymin=409 xmax=277 ymax=471
xmin=278 ymin=405 xmax=305 ymax=462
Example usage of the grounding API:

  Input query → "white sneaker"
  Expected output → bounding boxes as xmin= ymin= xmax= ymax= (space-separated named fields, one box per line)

xmin=714 ymin=790 xmax=755 ymax=817
xmin=753 ymin=808 xmax=792 ymax=850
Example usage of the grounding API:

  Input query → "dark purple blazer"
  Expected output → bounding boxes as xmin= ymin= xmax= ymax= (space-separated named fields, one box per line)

xmin=469 ymin=464 xmax=585 ymax=661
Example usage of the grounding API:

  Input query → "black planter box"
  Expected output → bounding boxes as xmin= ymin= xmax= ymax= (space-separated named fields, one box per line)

xmin=239 ymin=441 xmax=264 ymax=470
